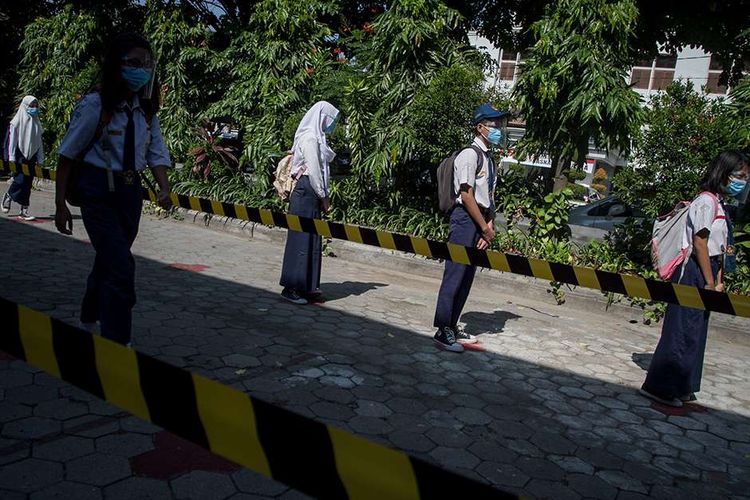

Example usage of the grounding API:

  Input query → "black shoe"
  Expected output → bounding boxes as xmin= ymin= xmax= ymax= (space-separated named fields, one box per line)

xmin=1 ymin=193 xmax=10 ymax=213
xmin=433 ymin=327 xmax=464 ymax=353
xmin=453 ymin=324 xmax=478 ymax=344
xmin=680 ymin=393 xmax=697 ymax=402
xmin=638 ymin=386 xmax=682 ymax=407
xmin=281 ymin=288 xmax=308 ymax=305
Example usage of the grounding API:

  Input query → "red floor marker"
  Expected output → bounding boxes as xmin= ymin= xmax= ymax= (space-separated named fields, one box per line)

xmin=130 ymin=431 xmax=240 ymax=480
xmin=167 ymin=263 xmax=210 ymax=273
xmin=650 ymin=401 xmax=708 ymax=417
xmin=462 ymin=343 xmax=487 ymax=352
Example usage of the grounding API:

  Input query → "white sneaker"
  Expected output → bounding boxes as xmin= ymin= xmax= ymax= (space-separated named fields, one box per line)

xmin=453 ymin=324 xmax=478 ymax=344
xmin=19 ymin=206 xmax=35 ymax=221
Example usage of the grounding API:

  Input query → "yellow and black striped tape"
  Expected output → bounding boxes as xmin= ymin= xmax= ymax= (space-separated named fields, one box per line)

xmin=3 ymin=160 xmax=750 ymax=318
xmin=0 ymin=296 xmax=516 ymax=500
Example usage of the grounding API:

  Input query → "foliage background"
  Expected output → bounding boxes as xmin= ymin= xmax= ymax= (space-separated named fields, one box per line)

xmin=3 ymin=0 xmax=750 ymax=318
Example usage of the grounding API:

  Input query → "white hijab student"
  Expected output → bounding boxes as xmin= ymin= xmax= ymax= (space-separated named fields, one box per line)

xmin=279 ymin=101 xmax=340 ymax=305
xmin=3 ymin=95 xmax=44 ymax=220
xmin=290 ymin=101 xmax=339 ymax=212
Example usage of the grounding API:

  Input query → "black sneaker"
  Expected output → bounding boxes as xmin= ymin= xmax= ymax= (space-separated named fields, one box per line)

xmin=1 ymin=193 xmax=10 ymax=213
xmin=19 ymin=206 xmax=35 ymax=221
xmin=433 ymin=326 xmax=464 ymax=353
xmin=638 ymin=386 xmax=682 ymax=407
xmin=281 ymin=287 xmax=308 ymax=305
xmin=453 ymin=324 xmax=477 ymax=344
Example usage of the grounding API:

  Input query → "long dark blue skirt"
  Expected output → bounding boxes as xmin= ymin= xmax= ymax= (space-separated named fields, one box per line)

xmin=7 ymin=152 xmax=38 ymax=206
xmin=643 ymin=256 xmax=720 ymax=399
xmin=279 ymin=176 xmax=322 ymax=293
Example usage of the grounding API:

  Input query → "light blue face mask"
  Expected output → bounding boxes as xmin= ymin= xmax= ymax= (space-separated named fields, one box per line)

xmin=121 ymin=67 xmax=152 ymax=92
xmin=725 ymin=178 xmax=747 ymax=199
xmin=486 ymin=127 xmax=503 ymax=146
xmin=26 ymin=108 xmax=39 ymax=117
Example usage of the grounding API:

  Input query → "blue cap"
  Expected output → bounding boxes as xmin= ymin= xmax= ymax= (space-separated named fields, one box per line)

xmin=472 ymin=103 xmax=508 ymax=125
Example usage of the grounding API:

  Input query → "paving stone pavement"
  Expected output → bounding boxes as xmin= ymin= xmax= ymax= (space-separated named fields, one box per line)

xmin=1 ymin=184 xmax=750 ymax=499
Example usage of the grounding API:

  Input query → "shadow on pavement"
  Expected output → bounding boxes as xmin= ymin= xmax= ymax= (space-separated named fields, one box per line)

xmin=632 ymin=352 xmax=654 ymax=371
xmin=1 ymin=216 xmax=749 ymax=500
xmin=317 ymin=280 xmax=388 ymax=301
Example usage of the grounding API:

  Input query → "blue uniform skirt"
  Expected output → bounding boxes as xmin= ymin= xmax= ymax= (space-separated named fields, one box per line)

xmin=279 ymin=176 xmax=322 ymax=293
xmin=7 ymin=152 xmax=38 ymax=206
xmin=643 ymin=256 xmax=720 ymax=399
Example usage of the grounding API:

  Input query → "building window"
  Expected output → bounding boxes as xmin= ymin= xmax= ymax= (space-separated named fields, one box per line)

xmin=497 ymin=49 xmax=521 ymax=83
xmin=630 ymin=54 xmax=676 ymax=91
xmin=706 ymin=55 xmax=728 ymax=94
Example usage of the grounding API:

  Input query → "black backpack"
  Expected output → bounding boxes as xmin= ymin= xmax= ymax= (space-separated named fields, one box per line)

xmin=436 ymin=145 xmax=485 ymax=213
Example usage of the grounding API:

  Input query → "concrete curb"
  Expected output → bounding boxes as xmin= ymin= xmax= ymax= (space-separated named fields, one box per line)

xmin=154 ymin=204 xmax=749 ymax=334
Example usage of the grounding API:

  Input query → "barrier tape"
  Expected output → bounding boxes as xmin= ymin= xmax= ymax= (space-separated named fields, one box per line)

xmin=0 ymin=296 xmax=515 ymax=499
xmin=3 ymin=160 xmax=750 ymax=318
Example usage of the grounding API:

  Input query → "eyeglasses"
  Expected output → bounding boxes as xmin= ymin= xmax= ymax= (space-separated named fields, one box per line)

xmin=121 ymin=57 xmax=154 ymax=69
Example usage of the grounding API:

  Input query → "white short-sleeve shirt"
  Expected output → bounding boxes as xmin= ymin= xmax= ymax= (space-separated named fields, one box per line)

xmin=686 ymin=192 xmax=728 ymax=257
xmin=453 ymin=137 xmax=494 ymax=210
xmin=58 ymin=92 xmax=171 ymax=171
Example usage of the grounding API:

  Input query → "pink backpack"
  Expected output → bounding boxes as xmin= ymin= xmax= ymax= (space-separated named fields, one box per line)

xmin=651 ymin=192 xmax=722 ymax=280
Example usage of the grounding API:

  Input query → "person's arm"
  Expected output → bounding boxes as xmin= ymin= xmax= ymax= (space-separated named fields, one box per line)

xmin=38 ymin=140 xmax=44 ymax=165
xmin=145 ymin=116 xmax=172 ymax=209
xmin=693 ymin=230 xmax=717 ymax=290
xmin=8 ymin=123 xmax=17 ymax=163
xmin=460 ymin=187 xmax=494 ymax=241
xmin=300 ymin=137 xmax=330 ymax=210
xmin=54 ymin=156 xmax=74 ymax=235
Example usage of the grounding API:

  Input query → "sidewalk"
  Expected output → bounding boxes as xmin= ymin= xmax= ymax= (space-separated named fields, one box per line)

xmin=1 ymin=185 xmax=749 ymax=499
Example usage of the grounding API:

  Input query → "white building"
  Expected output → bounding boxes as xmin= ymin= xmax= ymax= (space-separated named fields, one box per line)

xmin=469 ymin=34 xmax=732 ymax=192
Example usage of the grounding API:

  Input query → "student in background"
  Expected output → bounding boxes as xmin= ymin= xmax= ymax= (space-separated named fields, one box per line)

xmin=2 ymin=96 xmax=44 ymax=221
xmin=279 ymin=101 xmax=339 ymax=305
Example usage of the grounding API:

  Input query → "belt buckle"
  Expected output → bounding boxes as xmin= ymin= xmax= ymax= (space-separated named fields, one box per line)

xmin=122 ymin=170 xmax=136 ymax=185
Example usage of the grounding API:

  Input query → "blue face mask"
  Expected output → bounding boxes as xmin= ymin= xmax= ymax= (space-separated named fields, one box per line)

xmin=725 ymin=178 xmax=747 ymax=198
xmin=121 ymin=67 xmax=152 ymax=92
xmin=486 ymin=127 xmax=503 ymax=146
xmin=26 ymin=108 xmax=39 ymax=117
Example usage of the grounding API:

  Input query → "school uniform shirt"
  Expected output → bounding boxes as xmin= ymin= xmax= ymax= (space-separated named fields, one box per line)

xmin=8 ymin=122 xmax=44 ymax=164
xmin=453 ymin=136 xmax=495 ymax=211
xmin=685 ymin=192 xmax=728 ymax=257
xmin=58 ymin=93 xmax=171 ymax=171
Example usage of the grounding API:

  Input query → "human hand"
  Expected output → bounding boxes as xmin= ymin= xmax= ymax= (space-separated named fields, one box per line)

xmin=476 ymin=238 xmax=489 ymax=250
xmin=55 ymin=204 xmax=73 ymax=235
xmin=321 ymin=197 xmax=331 ymax=213
xmin=481 ymin=224 xmax=495 ymax=242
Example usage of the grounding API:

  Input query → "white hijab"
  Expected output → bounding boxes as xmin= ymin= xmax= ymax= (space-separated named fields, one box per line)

xmin=10 ymin=95 xmax=43 ymax=160
xmin=291 ymin=101 xmax=339 ymax=179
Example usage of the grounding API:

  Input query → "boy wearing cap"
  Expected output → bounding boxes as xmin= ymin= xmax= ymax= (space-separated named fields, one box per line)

xmin=432 ymin=103 xmax=508 ymax=352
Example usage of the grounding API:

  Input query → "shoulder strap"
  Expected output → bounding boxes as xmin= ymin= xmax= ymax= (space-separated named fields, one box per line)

xmin=467 ymin=144 xmax=485 ymax=173
xmin=75 ymin=94 xmax=113 ymax=162
xmin=698 ymin=191 xmax=724 ymax=221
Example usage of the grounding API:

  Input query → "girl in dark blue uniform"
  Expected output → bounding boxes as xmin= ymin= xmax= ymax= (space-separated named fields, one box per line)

xmin=55 ymin=33 xmax=172 ymax=346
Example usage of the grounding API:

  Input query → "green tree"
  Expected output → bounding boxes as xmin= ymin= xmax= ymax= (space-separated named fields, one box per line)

xmin=613 ymin=80 xmax=743 ymax=217
xmin=16 ymin=6 xmax=102 ymax=163
xmin=513 ymin=0 xmax=644 ymax=190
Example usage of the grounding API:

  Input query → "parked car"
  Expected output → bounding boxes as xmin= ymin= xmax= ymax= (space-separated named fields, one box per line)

xmin=568 ymin=196 xmax=648 ymax=231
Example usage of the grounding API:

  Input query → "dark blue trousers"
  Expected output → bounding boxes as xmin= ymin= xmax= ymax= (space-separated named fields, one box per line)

xmin=433 ymin=206 xmax=481 ymax=328
xmin=7 ymin=153 xmax=38 ymax=206
xmin=279 ymin=176 xmax=322 ymax=293
xmin=643 ymin=256 xmax=720 ymax=399
xmin=77 ymin=166 xmax=143 ymax=345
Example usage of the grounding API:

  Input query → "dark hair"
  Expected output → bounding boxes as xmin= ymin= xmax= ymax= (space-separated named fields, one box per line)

xmin=100 ymin=32 xmax=160 ymax=116
xmin=700 ymin=150 xmax=749 ymax=194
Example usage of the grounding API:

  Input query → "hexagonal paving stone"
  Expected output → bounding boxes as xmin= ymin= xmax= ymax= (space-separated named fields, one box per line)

xmin=475 ymin=461 xmax=530 ymax=488
xmin=2 ymin=416 xmax=61 ymax=440
xmin=355 ymin=400 xmax=392 ymax=418
xmin=104 ymin=477 xmax=171 ymax=500
xmin=232 ymin=468 xmax=289 ymax=496
xmin=33 ymin=435 xmax=95 ymax=461
xmin=0 ymin=369 xmax=33 ymax=388
xmin=388 ymin=430 xmax=436 ymax=453
xmin=429 ymin=446 xmax=480 ymax=470
xmin=0 ymin=458 xmax=63 ymax=493
xmin=451 ymin=407 xmax=492 ymax=426
xmin=30 ymin=481 xmax=101 ymax=500
xmin=171 ymin=471 xmax=237 ymax=500
xmin=66 ymin=453 xmax=132 ymax=486
xmin=0 ymin=401 xmax=32 ymax=423
xmin=96 ymin=433 xmax=155 ymax=458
